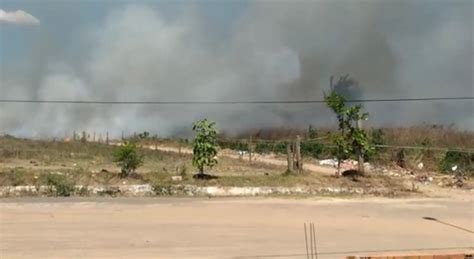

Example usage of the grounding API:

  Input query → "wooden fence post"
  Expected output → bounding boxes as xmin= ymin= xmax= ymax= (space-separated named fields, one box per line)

xmin=295 ymin=135 xmax=302 ymax=172
xmin=287 ymin=142 xmax=294 ymax=173
xmin=248 ymin=135 xmax=253 ymax=164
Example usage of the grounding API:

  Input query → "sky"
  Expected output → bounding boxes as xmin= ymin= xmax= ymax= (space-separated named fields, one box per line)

xmin=0 ymin=0 xmax=473 ymax=138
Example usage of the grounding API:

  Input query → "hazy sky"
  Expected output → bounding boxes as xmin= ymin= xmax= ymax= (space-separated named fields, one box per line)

xmin=0 ymin=0 xmax=473 ymax=137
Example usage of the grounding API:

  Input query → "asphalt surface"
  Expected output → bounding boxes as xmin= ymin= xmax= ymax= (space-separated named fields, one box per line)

xmin=1 ymin=197 xmax=473 ymax=258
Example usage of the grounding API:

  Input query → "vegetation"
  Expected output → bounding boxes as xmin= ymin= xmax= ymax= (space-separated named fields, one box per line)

xmin=45 ymin=174 xmax=75 ymax=196
xmin=0 ymin=134 xmax=471 ymax=197
xmin=439 ymin=151 xmax=473 ymax=176
xmin=138 ymin=131 xmax=150 ymax=139
xmin=325 ymin=76 xmax=374 ymax=175
xmin=113 ymin=141 xmax=144 ymax=178
xmin=192 ymin=119 xmax=219 ymax=178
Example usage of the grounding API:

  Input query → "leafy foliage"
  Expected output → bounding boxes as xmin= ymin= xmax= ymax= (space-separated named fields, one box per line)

xmin=308 ymin=125 xmax=318 ymax=139
xmin=45 ymin=174 xmax=75 ymax=196
xmin=113 ymin=141 xmax=144 ymax=178
xmin=439 ymin=151 xmax=473 ymax=176
xmin=138 ymin=131 xmax=150 ymax=139
xmin=325 ymin=76 xmax=374 ymax=174
xmin=367 ymin=129 xmax=385 ymax=161
xmin=192 ymin=119 xmax=219 ymax=175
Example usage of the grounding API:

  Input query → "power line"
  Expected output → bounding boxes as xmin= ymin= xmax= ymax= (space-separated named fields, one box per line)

xmin=0 ymin=96 xmax=473 ymax=105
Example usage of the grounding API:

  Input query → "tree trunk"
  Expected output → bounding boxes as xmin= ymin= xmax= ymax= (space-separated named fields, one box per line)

xmin=357 ymin=149 xmax=365 ymax=176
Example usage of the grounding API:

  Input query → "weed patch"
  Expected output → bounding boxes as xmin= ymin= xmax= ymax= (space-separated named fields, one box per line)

xmin=44 ymin=174 xmax=75 ymax=196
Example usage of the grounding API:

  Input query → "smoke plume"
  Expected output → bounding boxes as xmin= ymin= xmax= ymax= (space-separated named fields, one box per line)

xmin=0 ymin=1 xmax=472 ymax=138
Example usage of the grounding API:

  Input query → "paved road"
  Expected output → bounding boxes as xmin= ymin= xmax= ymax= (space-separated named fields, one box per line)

xmin=1 ymin=197 xmax=473 ymax=258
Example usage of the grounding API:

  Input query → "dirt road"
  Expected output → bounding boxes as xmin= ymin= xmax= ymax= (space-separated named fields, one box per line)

xmin=140 ymin=144 xmax=338 ymax=176
xmin=1 ymin=197 xmax=472 ymax=258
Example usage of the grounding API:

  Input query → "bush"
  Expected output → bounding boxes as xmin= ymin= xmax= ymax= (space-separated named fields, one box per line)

xmin=439 ymin=151 xmax=473 ymax=176
xmin=45 ymin=174 xmax=75 ymax=196
xmin=301 ymin=142 xmax=325 ymax=158
xmin=255 ymin=142 xmax=286 ymax=154
xmin=366 ymin=129 xmax=385 ymax=161
xmin=152 ymin=184 xmax=173 ymax=195
xmin=192 ymin=119 xmax=219 ymax=176
xmin=113 ymin=142 xmax=144 ymax=178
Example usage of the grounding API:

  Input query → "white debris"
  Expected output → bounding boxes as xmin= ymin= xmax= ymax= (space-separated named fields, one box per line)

xmin=417 ymin=162 xmax=424 ymax=170
xmin=171 ymin=176 xmax=183 ymax=182
xmin=319 ymin=159 xmax=338 ymax=167
xmin=238 ymin=150 xmax=248 ymax=156
xmin=451 ymin=165 xmax=458 ymax=171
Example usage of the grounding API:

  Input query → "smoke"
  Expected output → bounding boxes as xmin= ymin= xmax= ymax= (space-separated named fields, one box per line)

xmin=0 ymin=1 xmax=472 ymax=137
xmin=0 ymin=9 xmax=39 ymax=25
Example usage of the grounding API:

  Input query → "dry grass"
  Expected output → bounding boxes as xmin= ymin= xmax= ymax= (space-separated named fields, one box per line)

xmin=377 ymin=126 xmax=474 ymax=148
xmin=0 ymin=136 xmax=409 ymax=193
xmin=222 ymin=125 xmax=474 ymax=147
xmin=0 ymin=136 xmax=289 ymax=187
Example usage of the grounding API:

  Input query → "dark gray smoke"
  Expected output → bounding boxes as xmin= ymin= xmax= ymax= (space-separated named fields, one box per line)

xmin=1 ymin=1 xmax=473 ymax=138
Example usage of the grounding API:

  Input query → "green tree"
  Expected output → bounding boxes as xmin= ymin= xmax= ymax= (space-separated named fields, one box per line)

xmin=325 ymin=76 xmax=374 ymax=176
xmin=138 ymin=131 xmax=150 ymax=139
xmin=113 ymin=141 xmax=144 ymax=178
xmin=192 ymin=119 xmax=219 ymax=177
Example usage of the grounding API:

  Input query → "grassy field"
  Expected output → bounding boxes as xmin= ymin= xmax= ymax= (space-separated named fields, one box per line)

xmin=0 ymin=136 xmax=408 ymax=195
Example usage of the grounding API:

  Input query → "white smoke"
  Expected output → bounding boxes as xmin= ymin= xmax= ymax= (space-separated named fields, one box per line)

xmin=0 ymin=9 xmax=39 ymax=25
xmin=0 ymin=1 xmax=472 ymax=138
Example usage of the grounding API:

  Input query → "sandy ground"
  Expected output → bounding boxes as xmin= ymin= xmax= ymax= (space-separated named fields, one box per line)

xmin=1 ymin=197 xmax=473 ymax=259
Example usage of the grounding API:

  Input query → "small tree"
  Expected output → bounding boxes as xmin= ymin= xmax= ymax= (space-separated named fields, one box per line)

xmin=325 ymin=76 xmax=374 ymax=176
xmin=113 ymin=141 xmax=144 ymax=178
xmin=192 ymin=119 xmax=219 ymax=177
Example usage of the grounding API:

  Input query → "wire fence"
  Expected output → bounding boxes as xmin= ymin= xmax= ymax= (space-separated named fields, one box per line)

xmin=216 ymin=137 xmax=474 ymax=154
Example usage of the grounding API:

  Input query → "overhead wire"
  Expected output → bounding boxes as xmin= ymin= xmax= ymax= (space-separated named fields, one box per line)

xmin=0 ymin=96 xmax=473 ymax=105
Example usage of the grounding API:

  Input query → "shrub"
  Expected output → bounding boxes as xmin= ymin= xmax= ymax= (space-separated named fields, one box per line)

xmin=254 ymin=142 xmax=286 ymax=154
xmin=45 ymin=174 xmax=75 ymax=196
xmin=192 ymin=119 xmax=219 ymax=176
xmin=152 ymin=183 xmax=173 ymax=195
xmin=301 ymin=142 xmax=325 ymax=158
xmin=113 ymin=142 xmax=144 ymax=178
xmin=439 ymin=151 xmax=473 ymax=176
